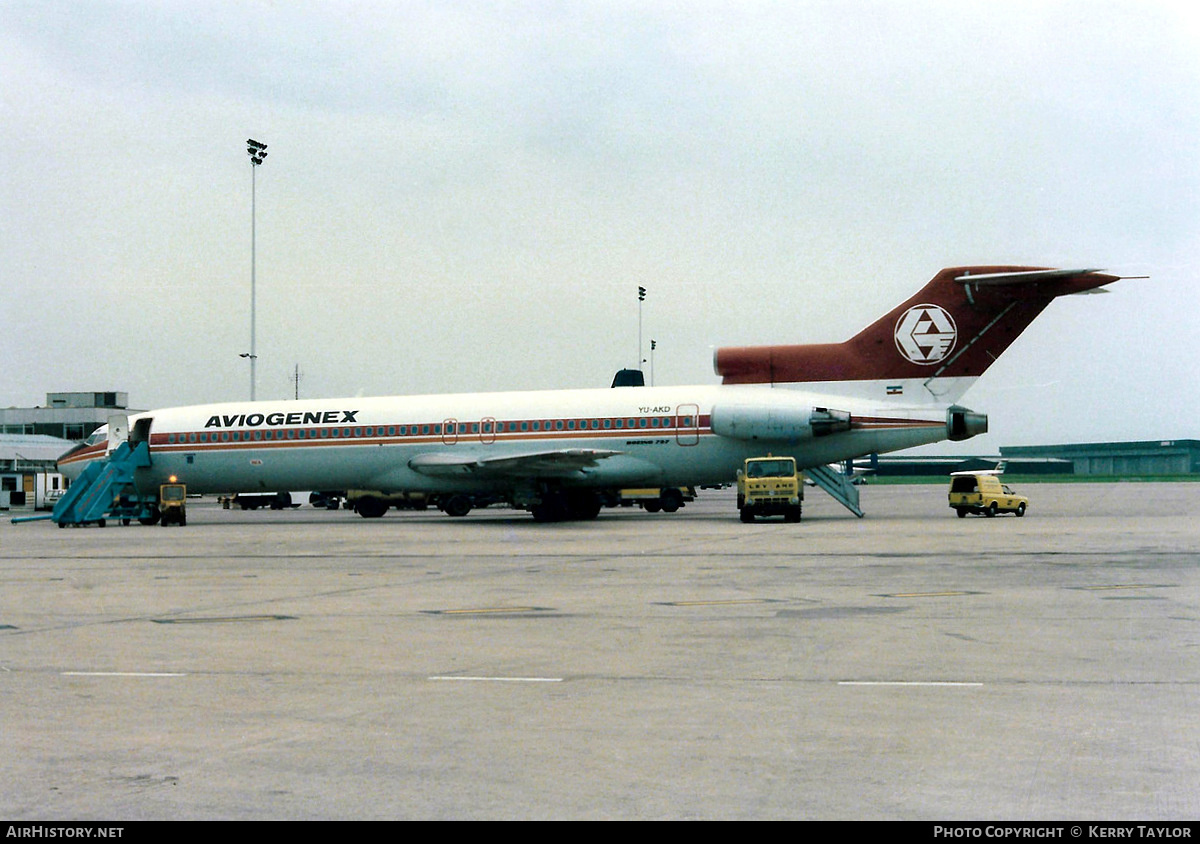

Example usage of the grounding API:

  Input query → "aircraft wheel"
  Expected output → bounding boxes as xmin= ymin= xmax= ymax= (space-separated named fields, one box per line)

xmin=565 ymin=491 xmax=602 ymax=520
xmin=531 ymin=491 xmax=569 ymax=522
xmin=122 ymin=518 xmax=131 ymax=526
xmin=531 ymin=502 xmax=563 ymax=522
xmin=356 ymin=497 xmax=388 ymax=518
xmin=442 ymin=495 xmax=472 ymax=518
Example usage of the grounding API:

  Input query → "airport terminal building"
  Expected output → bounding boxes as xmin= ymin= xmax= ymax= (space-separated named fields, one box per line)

xmin=1 ymin=392 xmax=139 ymax=510
xmin=0 ymin=433 xmax=72 ymax=509
xmin=0 ymin=391 xmax=134 ymax=441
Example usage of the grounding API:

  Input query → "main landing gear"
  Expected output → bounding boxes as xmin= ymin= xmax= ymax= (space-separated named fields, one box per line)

xmin=530 ymin=490 xmax=602 ymax=523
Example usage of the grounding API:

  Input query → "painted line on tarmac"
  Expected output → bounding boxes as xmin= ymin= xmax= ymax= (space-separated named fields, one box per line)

xmin=424 ymin=607 xmax=551 ymax=616
xmin=659 ymin=599 xmax=779 ymax=607
xmin=428 ymin=675 xmax=563 ymax=683
xmin=1073 ymin=583 xmax=1163 ymax=591
xmin=62 ymin=671 xmax=188 ymax=677
xmin=151 ymin=615 xmax=295 ymax=624
xmin=838 ymin=680 xmax=983 ymax=687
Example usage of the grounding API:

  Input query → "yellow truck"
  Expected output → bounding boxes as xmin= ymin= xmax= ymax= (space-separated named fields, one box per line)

xmin=736 ymin=456 xmax=803 ymax=522
xmin=948 ymin=473 xmax=1028 ymax=518
xmin=158 ymin=482 xmax=187 ymax=527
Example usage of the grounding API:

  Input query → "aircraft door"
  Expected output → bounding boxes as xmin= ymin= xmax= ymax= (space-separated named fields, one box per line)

xmin=480 ymin=417 xmax=497 ymax=445
xmin=131 ymin=417 xmax=153 ymax=446
xmin=106 ymin=414 xmax=129 ymax=454
xmin=675 ymin=404 xmax=699 ymax=446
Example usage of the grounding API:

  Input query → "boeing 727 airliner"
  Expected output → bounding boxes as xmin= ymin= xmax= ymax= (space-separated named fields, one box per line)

xmin=57 ymin=266 xmax=1123 ymax=521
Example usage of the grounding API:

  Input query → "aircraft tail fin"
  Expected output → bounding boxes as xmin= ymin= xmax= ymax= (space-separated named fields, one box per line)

xmin=714 ymin=266 xmax=1121 ymax=403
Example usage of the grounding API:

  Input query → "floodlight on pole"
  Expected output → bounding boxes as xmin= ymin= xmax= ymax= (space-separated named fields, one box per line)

xmin=637 ymin=286 xmax=647 ymax=372
xmin=246 ymin=138 xmax=267 ymax=400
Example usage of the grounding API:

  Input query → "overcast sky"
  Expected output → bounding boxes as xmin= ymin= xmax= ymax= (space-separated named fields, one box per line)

xmin=2 ymin=1 xmax=1197 ymax=451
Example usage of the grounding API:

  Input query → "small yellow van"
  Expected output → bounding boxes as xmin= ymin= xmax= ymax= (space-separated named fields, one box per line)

xmin=948 ymin=474 xmax=1028 ymax=518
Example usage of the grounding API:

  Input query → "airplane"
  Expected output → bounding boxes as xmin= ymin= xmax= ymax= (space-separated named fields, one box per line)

xmin=57 ymin=266 xmax=1124 ymax=522
xmin=950 ymin=460 xmax=1008 ymax=477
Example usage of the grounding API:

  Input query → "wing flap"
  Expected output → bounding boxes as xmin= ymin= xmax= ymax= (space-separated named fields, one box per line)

xmin=409 ymin=448 xmax=623 ymax=479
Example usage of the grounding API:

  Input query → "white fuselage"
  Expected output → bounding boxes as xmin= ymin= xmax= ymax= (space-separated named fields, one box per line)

xmin=59 ymin=383 xmax=955 ymax=498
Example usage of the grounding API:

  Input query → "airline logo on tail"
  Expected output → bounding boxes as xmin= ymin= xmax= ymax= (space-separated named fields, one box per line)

xmin=893 ymin=304 xmax=957 ymax=365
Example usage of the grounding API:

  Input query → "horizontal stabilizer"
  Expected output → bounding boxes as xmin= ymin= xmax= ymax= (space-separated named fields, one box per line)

xmin=954 ymin=268 xmax=1105 ymax=286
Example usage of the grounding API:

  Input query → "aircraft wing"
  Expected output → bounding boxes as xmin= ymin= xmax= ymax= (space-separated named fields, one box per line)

xmin=408 ymin=448 xmax=625 ymax=480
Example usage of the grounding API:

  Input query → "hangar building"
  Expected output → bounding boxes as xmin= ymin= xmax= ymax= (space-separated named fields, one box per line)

xmin=1001 ymin=440 xmax=1200 ymax=477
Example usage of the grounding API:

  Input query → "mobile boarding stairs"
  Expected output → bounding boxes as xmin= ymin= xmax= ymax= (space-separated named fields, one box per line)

xmin=11 ymin=415 xmax=161 ymax=527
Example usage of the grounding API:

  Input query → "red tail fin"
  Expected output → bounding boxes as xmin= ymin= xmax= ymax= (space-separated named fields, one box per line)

xmin=714 ymin=266 xmax=1118 ymax=390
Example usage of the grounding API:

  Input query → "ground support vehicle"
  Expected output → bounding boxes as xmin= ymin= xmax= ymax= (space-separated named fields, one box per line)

xmin=736 ymin=456 xmax=803 ymax=522
xmin=308 ymin=491 xmax=344 ymax=510
xmin=109 ymin=491 xmax=160 ymax=526
xmin=228 ymin=491 xmax=300 ymax=510
xmin=158 ymin=483 xmax=187 ymax=526
xmin=948 ymin=473 xmax=1028 ymax=517
xmin=609 ymin=487 xmax=695 ymax=513
xmin=11 ymin=442 xmax=176 ymax=528
xmin=347 ymin=489 xmax=431 ymax=518
xmin=17 ymin=441 xmax=155 ymax=528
